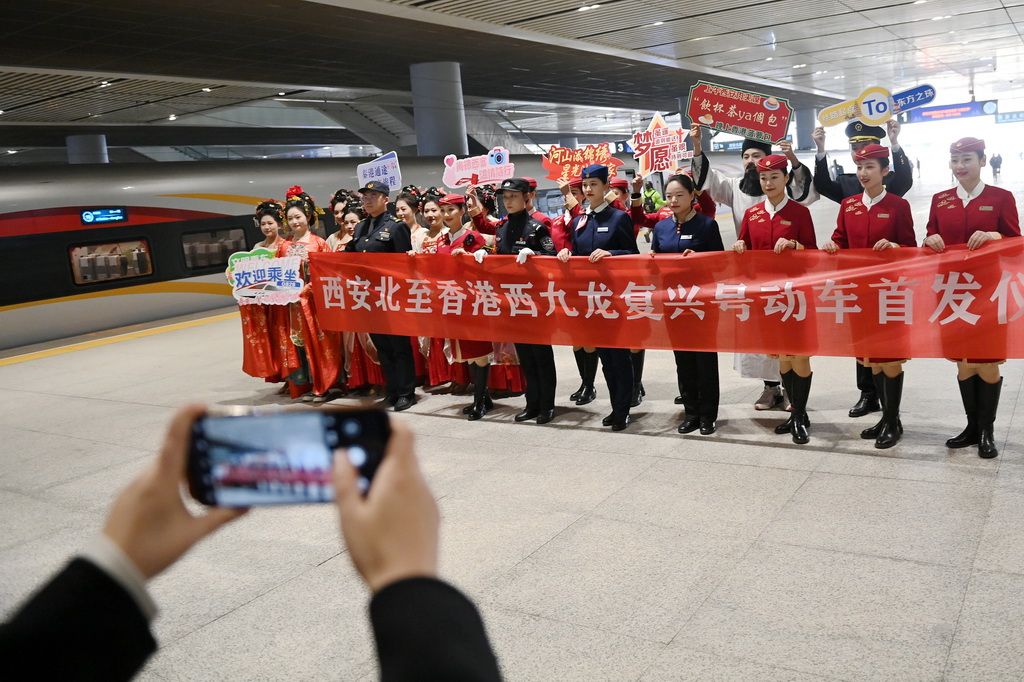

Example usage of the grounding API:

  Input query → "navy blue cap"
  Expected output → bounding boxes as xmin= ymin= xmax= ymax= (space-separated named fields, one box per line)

xmin=580 ymin=164 xmax=609 ymax=183
xmin=845 ymin=121 xmax=886 ymax=143
xmin=498 ymin=177 xmax=531 ymax=193
xmin=359 ymin=180 xmax=391 ymax=195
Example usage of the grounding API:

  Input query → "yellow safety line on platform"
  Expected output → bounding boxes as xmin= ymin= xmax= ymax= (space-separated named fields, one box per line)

xmin=0 ymin=311 xmax=239 ymax=367
xmin=0 ymin=282 xmax=233 ymax=312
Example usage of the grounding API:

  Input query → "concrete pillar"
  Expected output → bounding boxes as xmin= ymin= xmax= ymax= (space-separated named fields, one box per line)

xmin=410 ymin=62 xmax=468 ymax=157
xmin=557 ymin=136 xmax=578 ymax=148
xmin=795 ymin=109 xmax=817 ymax=150
xmin=67 ymin=134 xmax=109 ymax=164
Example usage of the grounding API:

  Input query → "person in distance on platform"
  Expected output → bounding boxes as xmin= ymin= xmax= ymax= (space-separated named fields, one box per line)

xmin=283 ymin=186 xmax=342 ymax=404
xmin=923 ymin=137 xmax=1021 ymax=459
xmin=436 ymin=194 xmax=497 ymax=420
xmin=821 ymin=144 xmax=916 ymax=449
xmin=731 ymin=155 xmax=818 ymax=445
xmin=691 ymin=124 xmax=817 ymax=413
xmin=0 ymin=406 xmax=502 ymax=681
xmin=476 ymin=177 xmax=559 ymax=424
xmin=813 ymin=119 xmax=913 ymax=421
xmin=557 ymin=164 xmax=640 ymax=431
xmin=346 ymin=181 xmax=418 ymax=412
xmin=651 ymin=173 xmax=724 ymax=435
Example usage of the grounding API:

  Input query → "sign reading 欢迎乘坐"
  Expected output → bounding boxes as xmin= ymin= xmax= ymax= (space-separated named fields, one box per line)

xmin=908 ymin=100 xmax=998 ymax=123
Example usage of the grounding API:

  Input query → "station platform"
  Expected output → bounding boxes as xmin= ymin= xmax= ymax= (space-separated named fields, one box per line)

xmin=2 ymin=167 xmax=1023 ymax=680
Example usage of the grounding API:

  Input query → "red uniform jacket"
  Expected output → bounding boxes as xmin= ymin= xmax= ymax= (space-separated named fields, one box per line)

xmin=925 ymin=184 xmax=1021 ymax=245
xmin=471 ymin=212 xmax=500 ymax=236
xmin=436 ymin=227 xmax=487 ymax=255
xmin=739 ymin=198 xmax=817 ymax=251
xmin=832 ymin=192 xmax=916 ymax=248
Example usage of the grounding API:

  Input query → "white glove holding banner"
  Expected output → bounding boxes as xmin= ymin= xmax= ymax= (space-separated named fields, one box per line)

xmin=473 ymin=249 xmax=487 ymax=264
xmin=515 ymin=248 xmax=535 ymax=264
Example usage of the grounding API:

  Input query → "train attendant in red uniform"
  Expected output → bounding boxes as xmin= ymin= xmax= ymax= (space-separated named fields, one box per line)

xmin=732 ymin=155 xmax=818 ymax=444
xmin=436 ymin=194 xmax=496 ymax=420
xmin=283 ymin=186 xmax=342 ymax=403
xmin=467 ymin=184 xmax=501 ymax=237
xmin=822 ymin=144 xmax=916 ymax=449
xmin=924 ymin=137 xmax=1021 ymax=459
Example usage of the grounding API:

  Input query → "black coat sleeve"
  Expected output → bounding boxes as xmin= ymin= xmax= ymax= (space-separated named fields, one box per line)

xmin=0 ymin=559 xmax=157 ymax=681
xmin=389 ymin=219 xmax=413 ymax=253
xmin=706 ymin=219 xmax=725 ymax=252
xmin=885 ymin=146 xmax=914 ymax=196
xmin=370 ymin=577 xmax=501 ymax=682
xmin=528 ymin=223 xmax=557 ymax=256
xmin=813 ymin=154 xmax=844 ymax=204
xmin=608 ymin=213 xmax=639 ymax=256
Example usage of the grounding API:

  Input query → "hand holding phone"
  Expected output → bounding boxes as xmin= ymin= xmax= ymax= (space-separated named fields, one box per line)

xmin=188 ymin=407 xmax=390 ymax=507
xmin=334 ymin=420 xmax=439 ymax=592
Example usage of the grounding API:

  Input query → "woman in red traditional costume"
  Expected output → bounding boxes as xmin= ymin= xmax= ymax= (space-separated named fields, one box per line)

xmin=282 ymin=185 xmax=342 ymax=403
xmin=923 ymin=137 xmax=1021 ymax=459
xmin=327 ymin=189 xmax=359 ymax=252
xmin=237 ymin=199 xmax=307 ymax=397
xmin=822 ymin=144 xmax=916 ymax=449
xmin=732 ymin=155 xmax=818 ymax=445
xmin=411 ymin=194 xmax=458 ymax=390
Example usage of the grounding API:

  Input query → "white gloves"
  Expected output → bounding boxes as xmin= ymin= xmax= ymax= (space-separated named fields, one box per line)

xmin=515 ymin=248 xmax=535 ymax=264
xmin=473 ymin=249 xmax=487 ymax=264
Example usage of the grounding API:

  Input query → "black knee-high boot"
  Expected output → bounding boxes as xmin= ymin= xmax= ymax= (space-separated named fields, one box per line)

xmin=576 ymin=351 xmax=598 ymax=405
xmin=630 ymin=350 xmax=646 ymax=407
xmin=874 ymin=372 xmax=904 ymax=449
xmin=467 ymin=364 xmax=491 ymax=421
xmin=570 ymin=349 xmax=587 ymax=402
xmin=977 ymin=378 xmax=1002 ymax=458
xmin=789 ymin=372 xmax=812 ymax=445
xmin=774 ymin=371 xmax=797 ymax=435
xmin=860 ymin=372 xmax=887 ymax=439
xmin=946 ymin=376 xmax=979 ymax=448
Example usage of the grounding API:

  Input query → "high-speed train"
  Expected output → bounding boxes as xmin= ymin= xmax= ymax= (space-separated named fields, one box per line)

xmin=1 ymin=154 xmax=650 ymax=350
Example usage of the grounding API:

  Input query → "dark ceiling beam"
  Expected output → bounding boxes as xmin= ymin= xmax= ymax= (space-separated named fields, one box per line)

xmin=0 ymin=124 xmax=363 ymax=147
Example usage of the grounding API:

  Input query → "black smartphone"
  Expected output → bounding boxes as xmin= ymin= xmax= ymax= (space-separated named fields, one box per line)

xmin=187 ymin=407 xmax=390 ymax=507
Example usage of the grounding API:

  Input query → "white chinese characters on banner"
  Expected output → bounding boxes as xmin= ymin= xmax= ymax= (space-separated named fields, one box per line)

xmin=319 ymin=273 xmax=1024 ymax=327
xmin=230 ymin=255 xmax=303 ymax=305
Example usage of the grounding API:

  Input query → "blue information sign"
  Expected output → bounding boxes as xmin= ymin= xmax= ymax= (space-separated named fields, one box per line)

xmin=80 ymin=207 xmax=128 ymax=225
xmin=907 ymin=100 xmax=998 ymax=123
xmin=996 ymin=111 xmax=1024 ymax=124
xmin=892 ymin=84 xmax=936 ymax=113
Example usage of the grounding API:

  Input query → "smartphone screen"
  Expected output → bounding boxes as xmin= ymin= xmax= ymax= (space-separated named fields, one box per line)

xmin=188 ymin=408 xmax=389 ymax=507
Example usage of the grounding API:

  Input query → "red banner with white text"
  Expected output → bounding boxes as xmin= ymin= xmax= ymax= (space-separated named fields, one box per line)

xmin=309 ymin=241 xmax=1024 ymax=359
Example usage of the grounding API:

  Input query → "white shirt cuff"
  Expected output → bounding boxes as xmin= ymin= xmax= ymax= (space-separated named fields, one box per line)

xmin=815 ymin=152 xmax=827 ymax=161
xmin=80 ymin=535 xmax=158 ymax=622
xmin=891 ymin=143 xmax=902 ymax=153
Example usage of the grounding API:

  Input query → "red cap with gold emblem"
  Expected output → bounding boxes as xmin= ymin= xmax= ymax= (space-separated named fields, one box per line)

xmin=950 ymin=137 xmax=985 ymax=154
xmin=755 ymin=154 xmax=789 ymax=172
xmin=609 ymin=177 xmax=630 ymax=190
xmin=568 ymin=177 xmax=583 ymax=188
xmin=853 ymin=143 xmax=889 ymax=162
xmin=438 ymin=194 xmax=466 ymax=206
xmin=523 ymin=177 xmax=538 ymax=190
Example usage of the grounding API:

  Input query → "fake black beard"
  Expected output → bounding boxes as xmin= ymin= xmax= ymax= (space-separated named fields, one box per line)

xmin=738 ymin=164 xmax=764 ymax=197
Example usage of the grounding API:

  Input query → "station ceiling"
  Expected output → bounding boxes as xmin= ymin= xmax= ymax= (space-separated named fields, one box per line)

xmin=0 ymin=0 xmax=1020 ymax=146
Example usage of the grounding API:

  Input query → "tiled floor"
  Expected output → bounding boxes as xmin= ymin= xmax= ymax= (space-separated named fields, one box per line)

xmin=1 ymin=169 xmax=1022 ymax=680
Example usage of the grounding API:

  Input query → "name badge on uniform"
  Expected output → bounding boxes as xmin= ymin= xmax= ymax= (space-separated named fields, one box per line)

xmin=597 ymin=226 xmax=609 ymax=233
xmin=979 ymin=206 xmax=994 ymax=212
xmin=781 ymin=220 xmax=792 ymax=226
xmin=680 ymin=234 xmax=693 ymax=240
xmin=377 ymin=230 xmax=391 ymax=241
xmin=878 ymin=213 xmax=890 ymax=218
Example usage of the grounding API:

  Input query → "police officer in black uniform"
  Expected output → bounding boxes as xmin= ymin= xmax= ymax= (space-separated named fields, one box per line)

xmin=556 ymin=164 xmax=639 ymax=431
xmin=345 ymin=180 xmax=417 ymax=411
xmin=812 ymin=118 xmax=914 ymax=419
xmin=492 ymin=177 xmax=558 ymax=424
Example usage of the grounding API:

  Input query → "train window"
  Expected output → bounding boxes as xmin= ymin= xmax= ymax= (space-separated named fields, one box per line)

xmin=182 ymin=228 xmax=247 ymax=269
xmin=69 ymin=240 xmax=153 ymax=285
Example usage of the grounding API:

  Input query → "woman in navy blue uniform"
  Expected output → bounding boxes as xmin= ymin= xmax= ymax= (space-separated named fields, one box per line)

xmin=556 ymin=164 xmax=639 ymax=431
xmin=651 ymin=174 xmax=724 ymax=435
